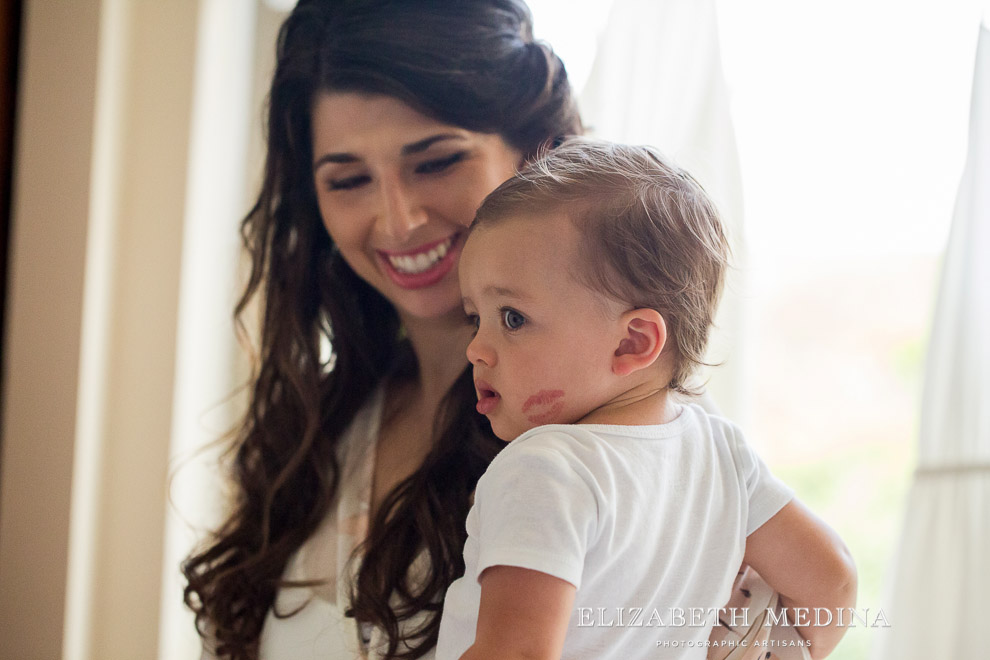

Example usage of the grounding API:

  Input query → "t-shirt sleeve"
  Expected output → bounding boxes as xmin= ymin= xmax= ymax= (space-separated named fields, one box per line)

xmin=473 ymin=437 xmax=598 ymax=589
xmin=730 ymin=428 xmax=794 ymax=536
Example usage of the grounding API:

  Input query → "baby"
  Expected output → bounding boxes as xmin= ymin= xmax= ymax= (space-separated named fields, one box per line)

xmin=435 ymin=138 xmax=856 ymax=660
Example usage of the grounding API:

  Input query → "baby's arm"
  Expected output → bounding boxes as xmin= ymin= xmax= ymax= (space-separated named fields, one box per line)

xmin=743 ymin=499 xmax=857 ymax=659
xmin=459 ymin=566 xmax=575 ymax=660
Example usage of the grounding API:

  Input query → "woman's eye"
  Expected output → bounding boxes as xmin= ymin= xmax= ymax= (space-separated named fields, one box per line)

xmin=416 ymin=152 xmax=465 ymax=175
xmin=326 ymin=174 xmax=370 ymax=191
xmin=501 ymin=308 xmax=526 ymax=330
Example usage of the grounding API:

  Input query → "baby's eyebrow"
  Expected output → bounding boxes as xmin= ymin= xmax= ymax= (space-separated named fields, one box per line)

xmin=484 ymin=285 xmax=530 ymax=300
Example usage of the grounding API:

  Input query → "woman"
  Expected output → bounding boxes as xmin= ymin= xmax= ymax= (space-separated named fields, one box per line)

xmin=183 ymin=2 xmax=805 ymax=660
xmin=183 ymin=1 xmax=580 ymax=658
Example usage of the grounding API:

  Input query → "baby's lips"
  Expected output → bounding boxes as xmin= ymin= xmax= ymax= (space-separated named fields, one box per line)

xmin=473 ymin=378 xmax=502 ymax=416
xmin=473 ymin=378 xmax=498 ymax=400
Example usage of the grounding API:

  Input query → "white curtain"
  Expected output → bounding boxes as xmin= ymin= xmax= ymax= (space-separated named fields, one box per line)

xmin=872 ymin=19 xmax=990 ymax=660
xmin=579 ymin=0 xmax=747 ymax=421
xmin=157 ymin=1 xmax=259 ymax=658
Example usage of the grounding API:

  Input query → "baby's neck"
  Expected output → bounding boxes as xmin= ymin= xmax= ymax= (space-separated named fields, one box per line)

xmin=577 ymin=386 xmax=677 ymax=427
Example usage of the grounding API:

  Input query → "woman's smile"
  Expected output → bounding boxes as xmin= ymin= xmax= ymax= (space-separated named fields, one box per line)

xmin=376 ymin=233 xmax=463 ymax=289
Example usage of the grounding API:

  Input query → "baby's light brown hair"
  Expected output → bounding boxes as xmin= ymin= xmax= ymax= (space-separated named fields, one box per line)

xmin=473 ymin=137 xmax=730 ymax=394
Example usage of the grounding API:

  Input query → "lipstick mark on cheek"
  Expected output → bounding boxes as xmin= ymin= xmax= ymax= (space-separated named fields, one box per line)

xmin=522 ymin=389 xmax=565 ymax=425
xmin=522 ymin=389 xmax=564 ymax=412
xmin=528 ymin=401 xmax=564 ymax=425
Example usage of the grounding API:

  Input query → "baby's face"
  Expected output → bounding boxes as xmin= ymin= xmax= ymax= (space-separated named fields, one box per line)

xmin=459 ymin=212 xmax=625 ymax=441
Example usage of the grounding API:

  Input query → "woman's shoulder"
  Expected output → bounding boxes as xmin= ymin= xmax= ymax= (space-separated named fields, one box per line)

xmin=267 ymin=382 xmax=385 ymax=599
xmin=253 ymin=384 xmax=388 ymax=658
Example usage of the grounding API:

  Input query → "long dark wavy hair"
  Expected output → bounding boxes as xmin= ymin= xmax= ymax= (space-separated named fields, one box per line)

xmin=181 ymin=1 xmax=581 ymax=659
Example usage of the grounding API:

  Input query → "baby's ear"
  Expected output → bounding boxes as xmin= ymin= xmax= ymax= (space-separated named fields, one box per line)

xmin=612 ymin=309 xmax=666 ymax=377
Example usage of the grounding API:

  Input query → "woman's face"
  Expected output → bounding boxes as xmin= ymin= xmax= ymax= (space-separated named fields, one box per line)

xmin=311 ymin=92 xmax=523 ymax=322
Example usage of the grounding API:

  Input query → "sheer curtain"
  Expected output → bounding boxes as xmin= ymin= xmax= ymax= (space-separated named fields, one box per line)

xmin=871 ymin=19 xmax=990 ymax=660
xmin=157 ymin=2 xmax=259 ymax=658
xmin=578 ymin=0 xmax=748 ymax=421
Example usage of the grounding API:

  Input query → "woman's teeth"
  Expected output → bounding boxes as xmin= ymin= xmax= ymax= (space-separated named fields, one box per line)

xmin=387 ymin=238 xmax=452 ymax=274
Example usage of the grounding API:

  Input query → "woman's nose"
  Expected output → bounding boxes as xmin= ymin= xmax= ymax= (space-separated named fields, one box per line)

xmin=379 ymin=175 xmax=428 ymax=241
xmin=466 ymin=331 xmax=496 ymax=367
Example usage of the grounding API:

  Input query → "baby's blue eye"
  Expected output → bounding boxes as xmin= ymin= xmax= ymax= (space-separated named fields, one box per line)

xmin=501 ymin=308 xmax=526 ymax=330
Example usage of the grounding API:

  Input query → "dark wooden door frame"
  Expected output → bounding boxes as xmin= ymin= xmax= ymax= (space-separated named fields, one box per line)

xmin=0 ymin=0 xmax=24 ymax=476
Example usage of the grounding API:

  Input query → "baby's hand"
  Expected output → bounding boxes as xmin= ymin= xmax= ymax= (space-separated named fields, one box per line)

xmin=743 ymin=500 xmax=857 ymax=659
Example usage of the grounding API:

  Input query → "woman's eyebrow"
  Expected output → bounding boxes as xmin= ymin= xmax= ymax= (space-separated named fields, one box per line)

xmin=313 ymin=134 xmax=466 ymax=170
xmin=401 ymin=133 xmax=466 ymax=155
xmin=313 ymin=151 xmax=357 ymax=168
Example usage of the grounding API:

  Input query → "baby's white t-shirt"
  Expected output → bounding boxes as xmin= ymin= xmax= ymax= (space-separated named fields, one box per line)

xmin=435 ymin=403 xmax=793 ymax=660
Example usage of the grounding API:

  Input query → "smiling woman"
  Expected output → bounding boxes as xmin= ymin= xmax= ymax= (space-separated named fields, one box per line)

xmin=309 ymin=92 xmax=522 ymax=321
xmin=181 ymin=2 xmax=582 ymax=659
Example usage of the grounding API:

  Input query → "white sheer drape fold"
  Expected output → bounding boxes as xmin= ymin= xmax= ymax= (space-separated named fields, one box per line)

xmin=579 ymin=0 xmax=743 ymax=221
xmin=872 ymin=21 xmax=990 ymax=660
xmin=158 ymin=2 xmax=258 ymax=658
xmin=578 ymin=0 xmax=745 ymax=419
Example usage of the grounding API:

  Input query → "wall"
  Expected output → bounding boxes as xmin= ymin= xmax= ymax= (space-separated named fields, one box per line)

xmin=0 ymin=1 xmax=210 ymax=658
xmin=0 ymin=2 xmax=101 ymax=657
